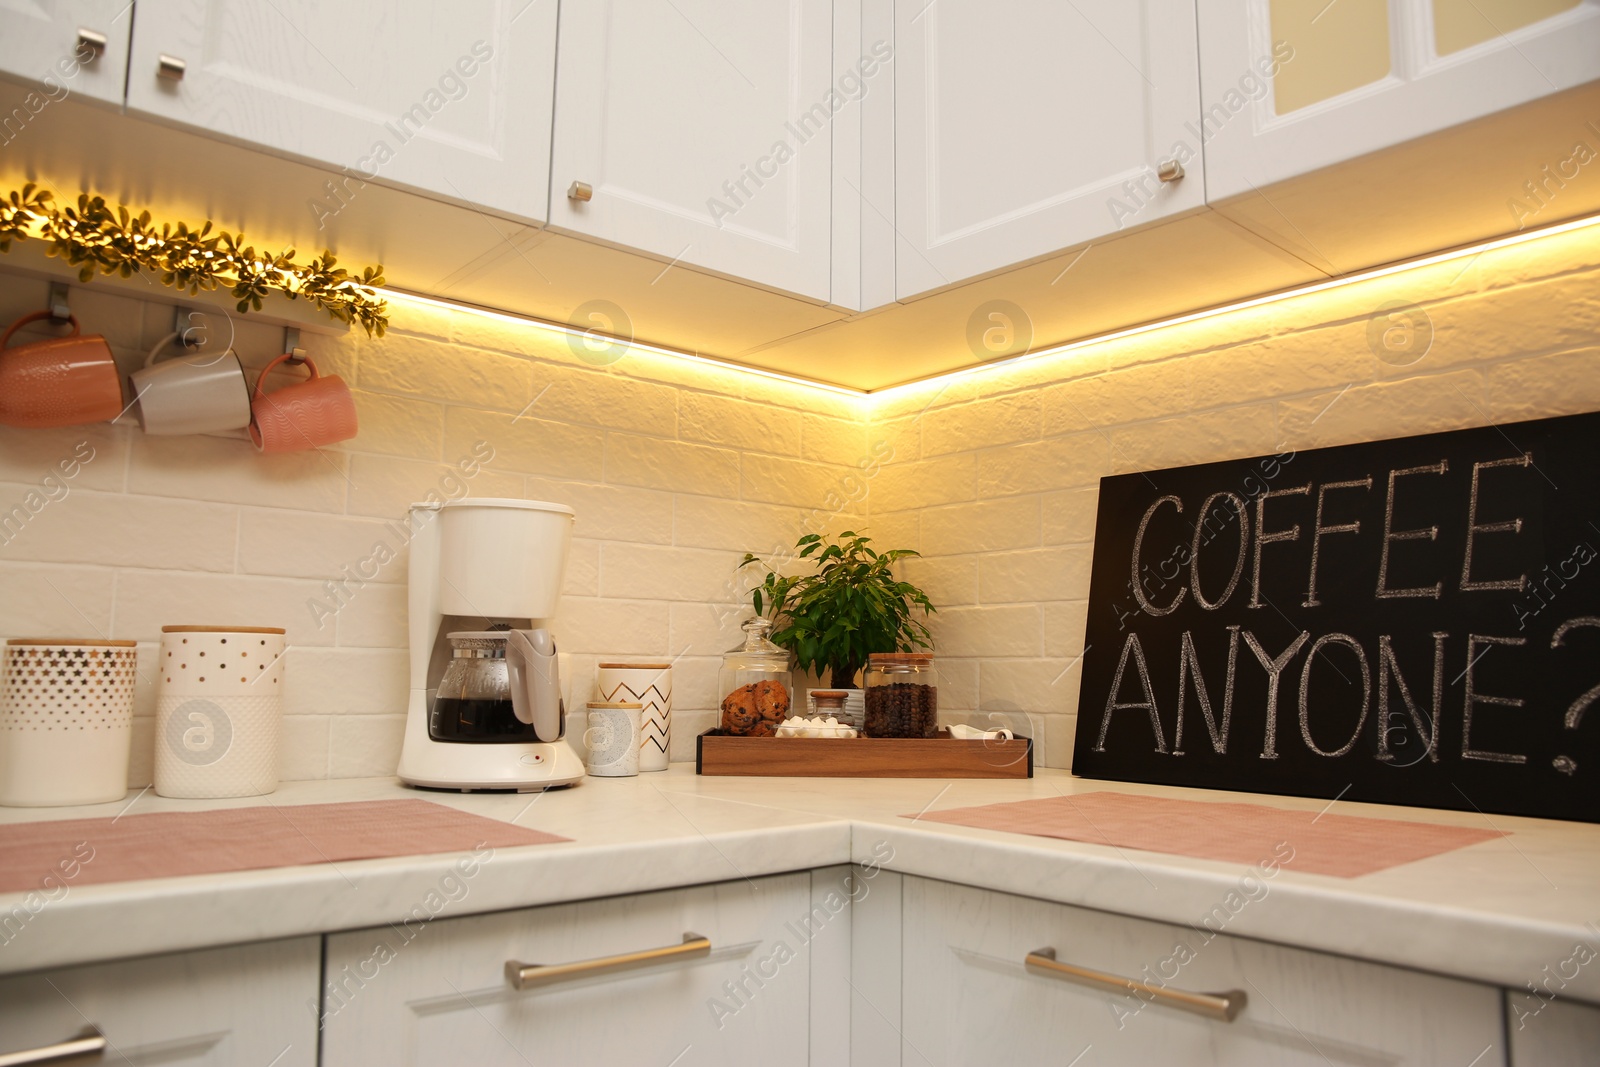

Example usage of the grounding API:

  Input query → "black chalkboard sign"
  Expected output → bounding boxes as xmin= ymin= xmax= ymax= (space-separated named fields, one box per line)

xmin=1072 ymin=410 xmax=1600 ymax=823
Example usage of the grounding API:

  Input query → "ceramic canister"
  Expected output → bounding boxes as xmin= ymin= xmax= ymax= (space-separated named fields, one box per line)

xmin=153 ymin=626 xmax=286 ymax=799
xmin=0 ymin=639 xmax=139 ymax=807
xmin=596 ymin=662 xmax=671 ymax=771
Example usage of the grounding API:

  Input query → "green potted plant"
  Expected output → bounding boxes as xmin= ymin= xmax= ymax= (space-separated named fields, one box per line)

xmin=740 ymin=531 xmax=936 ymax=691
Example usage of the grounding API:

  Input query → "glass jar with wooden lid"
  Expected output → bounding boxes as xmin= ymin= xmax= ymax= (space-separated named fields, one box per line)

xmin=863 ymin=653 xmax=937 ymax=738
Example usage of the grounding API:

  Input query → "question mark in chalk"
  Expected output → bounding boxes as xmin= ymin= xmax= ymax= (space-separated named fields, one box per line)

xmin=1549 ymin=616 xmax=1600 ymax=775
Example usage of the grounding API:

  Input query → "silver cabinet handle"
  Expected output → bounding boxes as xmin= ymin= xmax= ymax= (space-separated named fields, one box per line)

xmin=507 ymin=932 xmax=710 ymax=990
xmin=76 ymin=28 xmax=107 ymax=56
xmin=1025 ymin=947 xmax=1246 ymax=1022
xmin=157 ymin=55 xmax=186 ymax=81
xmin=0 ymin=1026 xmax=107 ymax=1067
xmin=567 ymin=180 xmax=593 ymax=202
xmin=1156 ymin=159 xmax=1185 ymax=183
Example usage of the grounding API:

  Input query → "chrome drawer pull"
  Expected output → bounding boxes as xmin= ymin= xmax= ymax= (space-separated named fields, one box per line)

xmin=506 ymin=932 xmax=710 ymax=990
xmin=1025 ymin=947 xmax=1246 ymax=1022
xmin=0 ymin=1025 xmax=107 ymax=1066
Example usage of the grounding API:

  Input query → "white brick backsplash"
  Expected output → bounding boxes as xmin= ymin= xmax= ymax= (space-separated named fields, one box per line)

xmin=679 ymin=391 xmax=803 ymax=455
xmin=344 ymin=453 xmax=524 ymax=520
xmin=607 ymin=433 xmax=740 ymax=496
xmin=979 ymin=546 xmax=1093 ymax=603
xmin=1277 ymin=371 xmax=1485 ymax=452
xmin=920 ymin=497 xmax=1041 ymax=556
xmin=239 ymin=509 xmax=402 ymax=581
xmin=348 ymin=391 xmax=445 ymax=460
xmin=3 ymin=236 xmax=1595 ymax=776
xmin=553 ymin=597 xmax=671 ymax=655
xmin=282 ymin=647 xmax=409 ymax=716
xmin=921 ymin=392 xmax=1042 ymax=457
xmin=129 ymin=433 xmax=349 ymax=513
xmin=673 ymin=496 xmax=807 ymax=553
xmin=328 ymin=714 xmax=406 ymax=778
xmin=521 ymin=476 xmax=674 ymax=544
xmin=741 ymin=453 xmax=858 ymax=509
xmin=0 ymin=423 xmax=127 ymax=492
xmin=600 ymin=543 xmax=744 ymax=603
xmin=113 ymin=570 xmax=332 ymax=646
xmin=0 ymin=563 xmax=115 ymax=635
xmin=871 ymin=454 xmax=976 ymax=513
xmin=0 ymin=490 xmax=236 ymax=572
xmin=444 ymin=408 xmax=606 ymax=481
xmin=1043 ymin=487 xmax=1099 ymax=544
xmin=976 ymin=433 xmax=1110 ymax=497
xmin=1109 ymin=404 xmax=1279 ymax=474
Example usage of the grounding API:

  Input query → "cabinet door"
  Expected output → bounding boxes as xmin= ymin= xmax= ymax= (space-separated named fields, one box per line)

xmin=123 ymin=1 xmax=556 ymax=222
xmin=0 ymin=937 xmax=320 ymax=1065
xmin=1197 ymin=0 xmax=1600 ymax=200
xmin=548 ymin=0 xmax=834 ymax=302
xmin=0 ymin=0 xmax=129 ymax=106
xmin=1507 ymin=993 xmax=1600 ymax=1066
xmin=321 ymin=873 xmax=813 ymax=1066
xmin=894 ymin=0 xmax=1205 ymax=300
xmin=901 ymin=876 xmax=1505 ymax=1066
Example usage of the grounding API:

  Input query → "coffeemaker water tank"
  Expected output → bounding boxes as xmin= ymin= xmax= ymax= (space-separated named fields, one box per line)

xmin=437 ymin=499 xmax=575 ymax=619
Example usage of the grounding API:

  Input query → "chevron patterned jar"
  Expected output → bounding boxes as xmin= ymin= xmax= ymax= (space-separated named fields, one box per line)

xmin=596 ymin=663 xmax=671 ymax=771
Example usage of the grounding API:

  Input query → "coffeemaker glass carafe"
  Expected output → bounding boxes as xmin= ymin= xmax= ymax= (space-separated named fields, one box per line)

xmin=430 ymin=631 xmax=542 ymax=743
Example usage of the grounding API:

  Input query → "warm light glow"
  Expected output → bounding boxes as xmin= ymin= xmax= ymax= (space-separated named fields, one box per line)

xmin=379 ymin=210 xmax=1600 ymax=402
xmin=377 ymin=287 xmax=869 ymax=399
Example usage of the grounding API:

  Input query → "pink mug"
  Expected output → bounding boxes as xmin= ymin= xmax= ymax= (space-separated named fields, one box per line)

xmin=0 ymin=311 xmax=124 ymax=428
xmin=249 ymin=353 xmax=358 ymax=453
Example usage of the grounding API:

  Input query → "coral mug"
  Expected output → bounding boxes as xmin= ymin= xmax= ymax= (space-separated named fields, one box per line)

xmin=249 ymin=353 xmax=358 ymax=453
xmin=0 ymin=311 xmax=124 ymax=428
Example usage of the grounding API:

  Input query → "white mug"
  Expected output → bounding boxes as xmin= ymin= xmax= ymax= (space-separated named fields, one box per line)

xmin=583 ymin=702 xmax=641 ymax=778
xmin=153 ymin=625 xmax=286 ymax=798
xmin=129 ymin=332 xmax=252 ymax=436
xmin=596 ymin=662 xmax=671 ymax=771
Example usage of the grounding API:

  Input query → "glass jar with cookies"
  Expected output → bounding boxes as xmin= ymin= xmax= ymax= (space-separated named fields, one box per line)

xmin=718 ymin=617 xmax=792 ymax=737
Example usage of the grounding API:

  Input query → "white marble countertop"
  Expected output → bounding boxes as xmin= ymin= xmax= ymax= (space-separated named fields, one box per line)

xmin=2 ymin=767 xmax=1596 ymax=1001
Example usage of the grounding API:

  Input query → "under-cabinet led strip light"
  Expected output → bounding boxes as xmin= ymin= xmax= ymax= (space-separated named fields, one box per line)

xmin=378 ymin=209 xmax=1600 ymax=401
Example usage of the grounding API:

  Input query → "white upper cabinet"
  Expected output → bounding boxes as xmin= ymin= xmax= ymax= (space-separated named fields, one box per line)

xmin=124 ymin=1 xmax=557 ymax=223
xmin=548 ymin=0 xmax=835 ymax=303
xmin=894 ymin=0 xmax=1206 ymax=301
xmin=0 ymin=0 xmax=130 ymax=106
xmin=1198 ymin=0 xmax=1600 ymax=201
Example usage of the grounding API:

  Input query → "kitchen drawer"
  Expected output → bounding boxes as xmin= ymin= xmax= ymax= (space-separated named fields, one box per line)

xmin=902 ymin=876 xmax=1505 ymax=1066
xmin=0 ymin=936 xmax=319 ymax=1065
xmin=321 ymin=872 xmax=814 ymax=1066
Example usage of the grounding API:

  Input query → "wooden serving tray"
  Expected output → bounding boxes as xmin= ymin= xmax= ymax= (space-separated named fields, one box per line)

xmin=696 ymin=729 xmax=1033 ymax=779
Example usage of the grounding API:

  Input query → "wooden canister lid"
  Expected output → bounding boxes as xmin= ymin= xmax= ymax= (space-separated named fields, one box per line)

xmin=161 ymin=625 xmax=287 ymax=634
xmin=587 ymin=701 xmax=644 ymax=709
xmin=598 ymin=662 xmax=672 ymax=670
xmin=7 ymin=637 xmax=137 ymax=647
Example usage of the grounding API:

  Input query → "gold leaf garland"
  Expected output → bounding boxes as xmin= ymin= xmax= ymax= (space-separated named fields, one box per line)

xmin=0 ymin=184 xmax=388 ymax=336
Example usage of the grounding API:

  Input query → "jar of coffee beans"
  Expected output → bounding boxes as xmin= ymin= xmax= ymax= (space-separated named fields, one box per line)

xmin=864 ymin=653 xmax=937 ymax=738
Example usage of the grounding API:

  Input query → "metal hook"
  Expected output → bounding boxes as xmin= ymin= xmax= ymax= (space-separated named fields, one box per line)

xmin=172 ymin=305 xmax=203 ymax=349
xmin=284 ymin=326 xmax=305 ymax=364
xmin=47 ymin=282 xmax=71 ymax=323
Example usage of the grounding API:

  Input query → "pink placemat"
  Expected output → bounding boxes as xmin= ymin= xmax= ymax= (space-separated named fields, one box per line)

xmin=0 ymin=799 xmax=568 ymax=893
xmin=904 ymin=792 xmax=1504 ymax=878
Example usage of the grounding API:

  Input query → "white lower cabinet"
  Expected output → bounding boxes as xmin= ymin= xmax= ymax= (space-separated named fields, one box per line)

xmin=321 ymin=872 xmax=817 ymax=1066
xmin=898 ymin=876 xmax=1506 ymax=1066
xmin=0 ymin=937 xmax=320 ymax=1065
xmin=1507 ymin=994 xmax=1600 ymax=1066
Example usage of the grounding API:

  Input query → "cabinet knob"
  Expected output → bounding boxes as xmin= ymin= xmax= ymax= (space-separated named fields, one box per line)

xmin=0 ymin=1024 xmax=108 ymax=1065
xmin=76 ymin=27 xmax=107 ymax=57
xmin=567 ymin=181 xmax=593 ymax=202
xmin=157 ymin=55 xmax=186 ymax=81
xmin=1156 ymin=159 xmax=1185 ymax=183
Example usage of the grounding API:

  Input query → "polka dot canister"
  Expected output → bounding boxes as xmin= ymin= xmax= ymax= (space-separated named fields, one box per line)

xmin=154 ymin=626 xmax=286 ymax=799
xmin=0 ymin=638 xmax=139 ymax=807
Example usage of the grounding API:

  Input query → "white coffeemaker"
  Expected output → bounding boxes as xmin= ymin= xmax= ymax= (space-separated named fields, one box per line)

xmin=396 ymin=498 xmax=586 ymax=791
